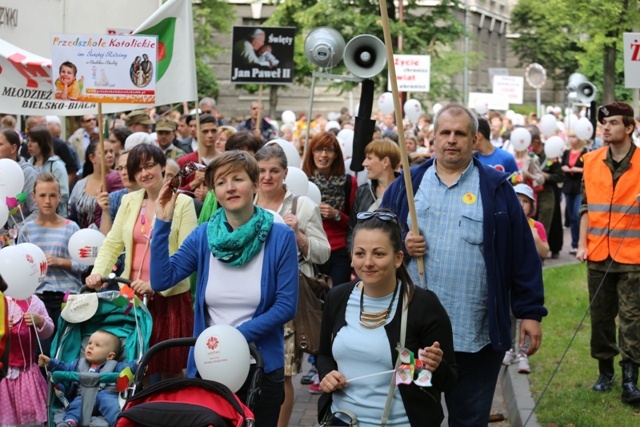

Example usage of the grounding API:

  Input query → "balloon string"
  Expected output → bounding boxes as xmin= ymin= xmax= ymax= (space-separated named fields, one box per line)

xmin=30 ymin=313 xmax=48 ymax=376
xmin=347 ymin=369 xmax=395 ymax=384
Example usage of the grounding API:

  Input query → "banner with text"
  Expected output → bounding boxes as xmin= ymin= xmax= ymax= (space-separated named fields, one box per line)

xmin=468 ymin=92 xmax=509 ymax=111
xmin=51 ymin=34 xmax=157 ymax=104
xmin=230 ymin=26 xmax=295 ymax=85
xmin=623 ymin=33 xmax=640 ymax=88
xmin=493 ymin=75 xmax=523 ymax=105
xmin=388 ymin=54 xmax=430 ymax=92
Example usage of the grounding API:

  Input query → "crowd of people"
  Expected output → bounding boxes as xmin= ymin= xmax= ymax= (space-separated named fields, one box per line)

xmin=1 ymin=96 xmax=639 ymax=426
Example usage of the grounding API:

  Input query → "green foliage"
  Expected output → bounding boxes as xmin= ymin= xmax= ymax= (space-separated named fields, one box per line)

xmin=266 ymin=0 xmax=467 ymax=99
xmin=529 ymin=264 xmax=640 ymax=425
xmin=510 ymin=0 xmax=640 ymax=102
xmin=192 ymin=0 xmax=235 ymax=98
xmin=196 ymin=57 xmax=219 ymax=100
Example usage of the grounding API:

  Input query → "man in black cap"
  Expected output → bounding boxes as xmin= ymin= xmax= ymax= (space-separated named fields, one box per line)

xmin=577 ymin=101 xmax=640 ymax=405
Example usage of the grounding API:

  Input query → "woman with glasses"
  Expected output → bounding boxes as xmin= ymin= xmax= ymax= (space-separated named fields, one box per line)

xmin=254 ymin=145 xmax=330 ymax=427
xmin=150 ymin=151 xmax=299 ymax=427
xmin=86 ymin=144 xmax=196 ymax=382
xmin=68 ymin=138 xmax=122 ymax=229
xmin=302 ymin=131 xmax=357 ymax=287
xmin=317 ymin=210 xmax=457 ymax=427
xmin=347 ymin=139 xmax=401 ymax=249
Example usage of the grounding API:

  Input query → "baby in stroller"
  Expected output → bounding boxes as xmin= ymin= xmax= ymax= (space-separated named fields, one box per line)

xmin=39 ymin=330 xmax=138 ymax=427
xmin=44 ymin=286 xmax=152 ymax=427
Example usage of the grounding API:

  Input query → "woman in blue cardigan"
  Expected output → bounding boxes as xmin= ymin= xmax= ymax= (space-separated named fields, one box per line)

xmin=150 ymin=150 xmax=299 ymax=427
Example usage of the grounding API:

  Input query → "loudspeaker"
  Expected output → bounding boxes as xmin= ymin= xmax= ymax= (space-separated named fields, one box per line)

xmin=566 ymin=73 xmax=597 ymax=104
xmin=344 ymin=35 xmax=387 ymax=79
xmin=304 ymin=27 xmax=345 ymax=69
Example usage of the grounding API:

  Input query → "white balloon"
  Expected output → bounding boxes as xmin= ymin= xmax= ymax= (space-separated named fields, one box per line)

xmin=18 ymin=243 xmax=47 ymax=285
xmin=0 ymin=201 xmax=8 ymax=228
xmin=539 ymin=114 xmax=557 ymax=138
xmin=325 ymin=120 xmax=340 ymax=131
xmin=474 ymin=101 xmax=488 ymax=115
xmin=307 ymin=182 xmax=321 ymax=206
xmin=0 ymin=159 xmax=25 ymax=199
xmin=403 ymin=99 xmax=423 ymax=124
xmin=564 ymin=114 xmax=579 ymax=132
xmin=266 ymin=139 xmax=301 ymax=169
xmin=574 ymin=117 xmax=594 ymax=140
xmin=284 ymin=167 xmax=309 ymax=197
xmin=68 ymin=229 xmax=106 ymax=266
xmin=510 ymin=127 xmax=532 ymax=152
xmin=337 ymin=129 xmax=354 ymax=159
xmin=0 ymin=245 xmax=41 ymax=300
xmin=432 ymin=103 xmax=443 ymax=115
xmin=266 ymin=209 xmax=285 ymax=223
xmin=544 ymin=136 xmax=565 ymax=159
xmin=378 ymin=92 xmax=395 ymax=115
xmin=281 ymin=110 xmax=296 ymax=125
xmin=194 ymin=325 xmax=250 ymax=392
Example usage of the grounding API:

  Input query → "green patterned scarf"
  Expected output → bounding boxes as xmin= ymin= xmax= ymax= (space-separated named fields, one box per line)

xmin=206 ymin=205 xmax=273 ymax=267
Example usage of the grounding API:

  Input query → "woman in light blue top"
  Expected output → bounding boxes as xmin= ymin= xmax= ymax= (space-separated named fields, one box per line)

xmin=150 ymin=151 xmax=299 ymax=427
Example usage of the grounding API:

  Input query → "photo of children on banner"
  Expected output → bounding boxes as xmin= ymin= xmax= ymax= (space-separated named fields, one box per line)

xmin=130 ymin=54 xmax=153 ymax=88
xmin=55 ymin=61 xmax=84 ymax=100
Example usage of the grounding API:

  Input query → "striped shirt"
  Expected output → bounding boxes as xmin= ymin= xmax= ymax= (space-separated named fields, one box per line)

xmin=18 ymin=220 xmax=84 ymax=294
xmin=408 ymin=160 xmax=490 ymax=353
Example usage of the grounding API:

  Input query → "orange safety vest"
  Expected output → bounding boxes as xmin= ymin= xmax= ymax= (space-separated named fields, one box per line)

xmin=583 ymin=146 xmax=640 ymax=264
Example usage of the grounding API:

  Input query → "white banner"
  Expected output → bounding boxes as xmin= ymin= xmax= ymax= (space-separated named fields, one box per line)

xmin=468 ymin=92 xmax=509 ymax=111
xmin=623 ymin=33 xmax=640 ymax=88
xmin=0 ymin=0 xmax=197 ymax=115
xmin=51 ymin=34 xmax=157 ymax=104
xmin=493 ymin=75 xmax=524 ymax=105
xmin=388 ymin=54 xmax=430 ymax=92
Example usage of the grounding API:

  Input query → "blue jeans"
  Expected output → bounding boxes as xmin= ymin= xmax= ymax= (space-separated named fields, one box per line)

xmin=236 ymin=367 xmax=284 ymax=427
xmin=445 ymin=345 xmax=504 ymax=427
xmin=64 ymin=390 xmax=120 ymax=427
xmin=564 ymin=193 xmax=582 ymax=249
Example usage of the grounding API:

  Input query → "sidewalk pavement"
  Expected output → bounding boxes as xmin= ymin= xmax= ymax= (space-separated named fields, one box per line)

xmin=288 ymin=227 xmax=579 ymax=427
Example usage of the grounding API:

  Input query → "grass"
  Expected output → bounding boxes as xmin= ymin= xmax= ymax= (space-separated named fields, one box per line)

xmin=528 ymin=263 xmax=640 ymax=426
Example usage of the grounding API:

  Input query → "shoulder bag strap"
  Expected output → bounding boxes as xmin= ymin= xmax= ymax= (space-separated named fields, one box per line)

xmin=291 ymin=195 xmax=299 ymax=216
xmin=381 ymin=290 xmax=408 ymax=427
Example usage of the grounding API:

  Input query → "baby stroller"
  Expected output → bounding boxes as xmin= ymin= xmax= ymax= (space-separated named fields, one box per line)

xmin=115 ymin=337 xmax=263 ymax=427
xmin=47 ymin=276 xmax=153 ymax=427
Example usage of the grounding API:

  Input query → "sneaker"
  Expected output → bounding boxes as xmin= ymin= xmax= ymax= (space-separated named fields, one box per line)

xmin=57 ymin=421 xmax=77 ymax=427
xmin=502 ymin=349 xmax=516 ymax=366
xmin=569 ymin=248 xmax=578 ymax=255
xmin=300 ymin=369 xmax=317 ymax=385
xmin=517 ymin=353 xmax=531 ymax=374
xmin=309 ymin=374 xmax=322 ymax=394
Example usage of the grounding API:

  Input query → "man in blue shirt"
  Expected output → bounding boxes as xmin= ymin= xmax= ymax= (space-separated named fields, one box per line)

xmin=475 ymin=117 xmax=519 ymax=175
xmin=382 ymin=104 xmax=547 ymax=427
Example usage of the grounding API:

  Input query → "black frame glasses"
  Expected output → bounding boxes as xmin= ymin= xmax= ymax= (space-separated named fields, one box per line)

xmin=169 ymin=162 xmax=199 ymax=192
xmin=356 ymin=211 xmax=398 ymax=222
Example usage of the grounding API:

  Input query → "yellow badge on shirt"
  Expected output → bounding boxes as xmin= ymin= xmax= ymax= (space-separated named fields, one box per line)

xmin=462 ymin=193 xmax=477 ymax=204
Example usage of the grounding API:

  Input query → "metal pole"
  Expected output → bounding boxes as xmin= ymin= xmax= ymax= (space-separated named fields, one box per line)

xmin=536 ymin=88 xmax=541 ymax=119
xmin=303 ymin=75 xmax=317 ymax=162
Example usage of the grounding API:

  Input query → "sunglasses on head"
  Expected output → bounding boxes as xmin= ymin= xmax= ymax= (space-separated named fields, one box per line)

xmin=356 ymin=211 xmax=398 ymax=222
xmin=169 ymin=162 xmax=200 ymax=193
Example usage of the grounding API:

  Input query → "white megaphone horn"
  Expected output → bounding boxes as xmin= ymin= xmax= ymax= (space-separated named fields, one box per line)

xmin=304 ymin=27 xmax=345 ymax=69
xmin=343 ymin=34 xmax=387 ymax=79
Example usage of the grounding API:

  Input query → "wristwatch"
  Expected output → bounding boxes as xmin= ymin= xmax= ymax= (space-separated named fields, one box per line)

xmin=334 ymin=212 xmax=342 ymax=221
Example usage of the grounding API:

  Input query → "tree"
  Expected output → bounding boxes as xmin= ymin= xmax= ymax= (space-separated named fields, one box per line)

xmin=193 ymin=0 xmax=235 ymax=100
xmin=510 ymin=0 xmax=639 ymax=105
xmin=263 ymin=0 xmax=468 ymax=114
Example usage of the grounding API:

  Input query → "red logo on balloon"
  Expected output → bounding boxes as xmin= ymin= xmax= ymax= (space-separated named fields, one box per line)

xmin=207 ymin=336 xmax=219 ymax=351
